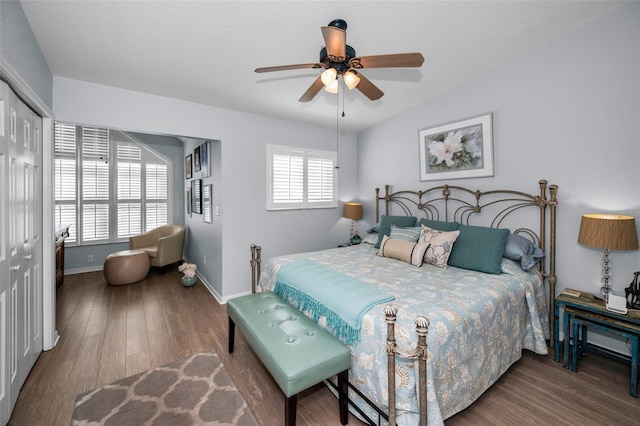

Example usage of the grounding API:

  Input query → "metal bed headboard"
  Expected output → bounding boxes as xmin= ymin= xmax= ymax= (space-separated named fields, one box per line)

xmin=375 ymin=179 xmax=558 ymax=342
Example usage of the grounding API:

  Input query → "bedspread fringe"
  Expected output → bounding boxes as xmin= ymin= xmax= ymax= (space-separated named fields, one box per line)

xmin=275 ymin=282 xmax=361 ymax=346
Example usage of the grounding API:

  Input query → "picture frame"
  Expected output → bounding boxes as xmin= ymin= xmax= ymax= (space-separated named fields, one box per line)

xmin=194 ymin=146 xmax=201 ymax=172
xmin=186 ymin=188 xmax=192 ymax=217
xmin=200 ymin=141 xmax=211 ymax=178
xmin=185 ymin=154 xmax=192 ymax=179
xmin=418 ymin=113 xmax=493 ymax=181
xmin=203 ymin=184 xmax=212 ymax=223
xmin=191 ymin=179 xmax=202 ymax=214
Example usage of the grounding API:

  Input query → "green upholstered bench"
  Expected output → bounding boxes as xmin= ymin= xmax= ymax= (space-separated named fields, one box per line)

xmin=227 ymin=291 xmax=351 ymax=426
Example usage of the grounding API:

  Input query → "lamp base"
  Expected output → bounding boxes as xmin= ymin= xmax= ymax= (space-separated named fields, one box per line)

xmin=350 ymin=233 xmax=362 ymax=245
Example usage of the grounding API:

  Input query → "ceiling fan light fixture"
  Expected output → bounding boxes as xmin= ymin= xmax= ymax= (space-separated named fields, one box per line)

xmin=325 ymin=79 xmax=339 ymax=93
xmin=343 ymin=70 xmax=360 ymax=90
xmin=320 ymin=68 xmax=337 ymax=86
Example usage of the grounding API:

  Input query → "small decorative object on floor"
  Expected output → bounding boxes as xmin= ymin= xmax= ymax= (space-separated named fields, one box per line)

xmin=178 ymin=262 xmax=198 ymax=287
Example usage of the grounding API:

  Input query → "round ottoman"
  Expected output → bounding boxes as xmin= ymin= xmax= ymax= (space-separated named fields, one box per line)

xmin=103 ymin=250 xmax=150 ymax=285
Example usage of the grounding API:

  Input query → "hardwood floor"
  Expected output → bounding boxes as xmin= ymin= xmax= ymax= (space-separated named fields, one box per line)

xmin=8 ymin=270 xmax=640 ymax=425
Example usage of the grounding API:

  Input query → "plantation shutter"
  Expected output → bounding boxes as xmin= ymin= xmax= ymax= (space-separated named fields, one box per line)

xmin=145 ymin=163 xmax=168 ymax=231
xmin=267 ymin=144 xmax=337 ymax=210
xmin=54 ymin=122 xmax=172 ymax=245
xmin=307 ymin=154 xmax=335 ymax=205
xmin=54 ymin=123 xmax=77 ymax=242
xmin=272 ymin=152 xmax=304 ymax=204
xmin=81 ymin=127 xmax=110 ymax=242
xmin=117 ymin=143 xmax=142 ymax=238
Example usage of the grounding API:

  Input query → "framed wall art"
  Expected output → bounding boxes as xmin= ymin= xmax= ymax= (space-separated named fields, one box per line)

xmin=191 ymin=179 xmax=202 ymax=214
xmin=200 ymin=141 xmax=210 ymax=178
xmin=194 ymin=146 xmax=201 ymax=172
xmin=186 ymin=188 xmax=192 ymax=217
xmin=203 ymin=184 xmax=212 ymax=223
xmin=418 ymin=113 xmax=493 ymax=181
xmin=185 ymin=154 xmax=192 ymax=179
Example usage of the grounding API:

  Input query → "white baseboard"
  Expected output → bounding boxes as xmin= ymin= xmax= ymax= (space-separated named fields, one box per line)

xmin=65 ymin=266 xmax=103 ymax=275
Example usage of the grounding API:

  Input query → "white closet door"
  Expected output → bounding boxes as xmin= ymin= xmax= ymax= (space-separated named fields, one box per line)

xmin=7 ymin=84 xmax=23 ymax=413
xmin=0 ymin=78 xmax=11 ymax=426
xmin=0 ymin=80 xmax=43 ymax=422
xmin=18 ymin=95 xmax=43 ymax=375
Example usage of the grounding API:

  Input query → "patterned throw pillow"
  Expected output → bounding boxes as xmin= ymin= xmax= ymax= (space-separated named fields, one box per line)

xmin=419 ymin=225 xmax=460 ymax=268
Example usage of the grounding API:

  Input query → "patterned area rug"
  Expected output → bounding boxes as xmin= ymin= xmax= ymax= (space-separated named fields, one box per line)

xmin=72 ymin=350 xmax=258 ymax=425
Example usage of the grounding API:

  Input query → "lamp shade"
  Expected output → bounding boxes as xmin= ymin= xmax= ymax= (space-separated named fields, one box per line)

xmin=578 ymin=214 xmax=639 ymax=251
xmin=321 ymin=68 xmax=337 ymax=86
xmin=325 ymin=79 xmax=339 ymax=93
xmin=343 ymin=70 xmax=361 ymax=90
xmin=343 ymin=202 xmax=363 ymax=220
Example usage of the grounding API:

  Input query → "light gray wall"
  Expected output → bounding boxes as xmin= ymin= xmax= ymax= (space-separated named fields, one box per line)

xmin=0 ymin=0 xmax=53 ymax=108
xmin=53 ymin=77 xmax=358 ymax=300
xmin=181 ymin=137 xmax=223 ymax=298
xmin=357 ymin=3 xmax=639 ymax=352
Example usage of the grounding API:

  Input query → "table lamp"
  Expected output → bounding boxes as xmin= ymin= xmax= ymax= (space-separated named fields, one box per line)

xmin=343 ymin=202 xmax=363 ymax=245
xmin=577 ymin=213 xmax=639 ymax=302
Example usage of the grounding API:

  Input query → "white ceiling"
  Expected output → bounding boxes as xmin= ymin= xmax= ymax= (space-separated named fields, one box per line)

xmin=20 ymin=1 xmax=622 ymax=133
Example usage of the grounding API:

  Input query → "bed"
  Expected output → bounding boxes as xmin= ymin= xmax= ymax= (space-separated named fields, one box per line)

xmin=251 ymin=180 xmax=558 ymax=425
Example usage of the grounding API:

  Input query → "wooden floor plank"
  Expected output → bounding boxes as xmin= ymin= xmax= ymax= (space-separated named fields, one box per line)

xmin=8 ymin=269 xmax=640 ymax=425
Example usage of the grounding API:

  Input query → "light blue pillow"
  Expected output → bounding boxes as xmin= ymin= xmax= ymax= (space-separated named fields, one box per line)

xmin=448 ymin=225 xmax=510 ymax=274
xmin=389 ymin=225 xmax=421 ymax=242
xmin=504 ymin=233 xmax=545 ymax=270
xmin=375 ymin=215 xmax=418 ymax=249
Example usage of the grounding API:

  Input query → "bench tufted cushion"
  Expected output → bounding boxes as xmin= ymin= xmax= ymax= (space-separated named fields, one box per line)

xmin=227 ymin=292 xmax=351 ymax=397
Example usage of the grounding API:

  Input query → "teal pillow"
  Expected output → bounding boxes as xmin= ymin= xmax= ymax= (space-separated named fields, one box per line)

xmin=375 ymin=215 xmax=417 ymax=248
xmin=448 ymin=225 xmax=509 ymax=274
xmin=419 ymin=219 xmax=460 ymax=231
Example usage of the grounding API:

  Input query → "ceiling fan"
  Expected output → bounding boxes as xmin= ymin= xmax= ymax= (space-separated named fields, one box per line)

xmin=255 ymin=19 xmax=424 ymax=102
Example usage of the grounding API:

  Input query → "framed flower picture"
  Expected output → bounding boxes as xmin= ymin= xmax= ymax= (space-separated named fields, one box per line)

xmin=418 ymin=113 xmax=493 ymax=181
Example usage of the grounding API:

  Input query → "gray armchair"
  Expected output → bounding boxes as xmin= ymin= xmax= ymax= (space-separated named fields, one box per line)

xmin=129 ymin=225 xmax=186 ymax=268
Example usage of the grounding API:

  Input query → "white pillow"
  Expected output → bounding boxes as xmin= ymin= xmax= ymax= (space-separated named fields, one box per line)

xmin=377 ymin=235 xmax=430 ymax=266
xmin=419 ymin=225 xmax=460 ymax=268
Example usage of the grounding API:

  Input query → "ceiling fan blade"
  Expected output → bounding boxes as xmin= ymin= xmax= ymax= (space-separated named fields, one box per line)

xmin=255 ymin=63 xmax=324 ymax=73
xmin=321 ymin=26 xmax=346 ymax=61
xmin=298 ymin=76 xmax=324 ymax=102
xmin=349 ymin=53 xmax=424 ymax=69
xmin=355 ymin=73 xmax=384 ymax=101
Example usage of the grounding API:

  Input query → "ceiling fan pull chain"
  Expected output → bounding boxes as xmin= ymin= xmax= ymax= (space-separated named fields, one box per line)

xmin=341 ymin=80 xmax=346 ymax=117
xmin=335 ymin=82 xmax=340 ymax=170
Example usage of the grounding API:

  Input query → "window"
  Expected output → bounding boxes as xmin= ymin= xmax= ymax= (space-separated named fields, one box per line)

xmin=54 ymin=122 xmax=171 ymax=245
xmin=267 ymin=144 xmax=337 ymax=210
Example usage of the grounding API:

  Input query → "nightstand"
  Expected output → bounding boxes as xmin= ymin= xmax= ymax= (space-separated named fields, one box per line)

xmin=554 ymin=290 xmax=640 ymax=397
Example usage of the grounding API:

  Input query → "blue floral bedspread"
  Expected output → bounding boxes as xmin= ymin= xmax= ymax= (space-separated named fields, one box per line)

xmin=258 ymin=244 xmax=549 ymax=425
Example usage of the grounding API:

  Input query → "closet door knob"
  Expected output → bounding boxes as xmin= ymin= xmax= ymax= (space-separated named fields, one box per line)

xmin=11 ymin=265 xmax=20 ymax=272
xmin=24 ymin=255 xmax=32 ymax=260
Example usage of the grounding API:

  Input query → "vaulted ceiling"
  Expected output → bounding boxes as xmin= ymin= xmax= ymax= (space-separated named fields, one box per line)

xmin=20 ymin=1 xmax=621 ymax=132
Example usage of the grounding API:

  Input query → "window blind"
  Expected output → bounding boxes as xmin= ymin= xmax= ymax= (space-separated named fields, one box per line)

xmin=267 ymin=144 xmax=337 ymax=210
xmin=54 ymin=123 xmax=171 ymax=245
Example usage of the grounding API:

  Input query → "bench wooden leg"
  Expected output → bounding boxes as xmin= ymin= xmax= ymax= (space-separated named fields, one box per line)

xmin=228 ymin=316 xmax=235 ymax=353
xmin=338 ymin=369 xmax=349 ymax=425
xmin=285 ymin=394 xmax=297 ymax=426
